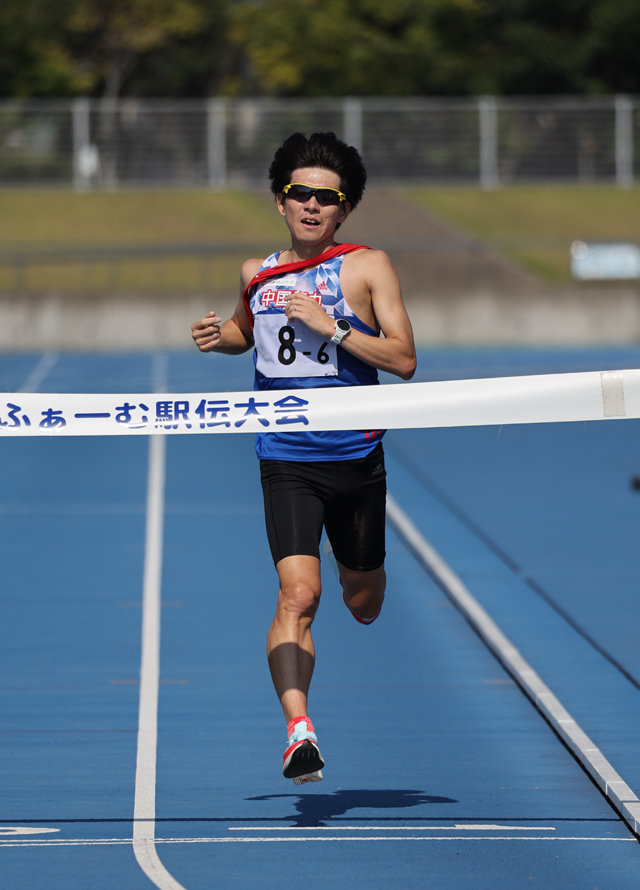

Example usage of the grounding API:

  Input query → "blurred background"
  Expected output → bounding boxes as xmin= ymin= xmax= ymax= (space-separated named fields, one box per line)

xmin=1 ymin=0 xmax=639 ymax=350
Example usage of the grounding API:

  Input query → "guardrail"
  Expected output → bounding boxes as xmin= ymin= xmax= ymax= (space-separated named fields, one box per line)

xmin=1 ymin=96 xmax=637 ymax=190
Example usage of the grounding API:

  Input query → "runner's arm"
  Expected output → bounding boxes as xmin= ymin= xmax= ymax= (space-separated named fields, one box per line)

xmin=312 ymin=250 xmax=417 ymax=379
xmin=190 ymin=259 xmax=259 ymax=354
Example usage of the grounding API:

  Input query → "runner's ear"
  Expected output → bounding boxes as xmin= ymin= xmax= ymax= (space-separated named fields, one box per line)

xmin=338 ymin=201 xmax=350 ymax=224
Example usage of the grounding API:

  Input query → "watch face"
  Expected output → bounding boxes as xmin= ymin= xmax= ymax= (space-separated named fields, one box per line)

xmin=336 ymin=319 xmax=350 ymax=333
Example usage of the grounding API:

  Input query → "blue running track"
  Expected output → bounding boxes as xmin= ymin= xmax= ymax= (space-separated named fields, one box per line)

xmin=1 ymin=345 xmax=639 ymax=888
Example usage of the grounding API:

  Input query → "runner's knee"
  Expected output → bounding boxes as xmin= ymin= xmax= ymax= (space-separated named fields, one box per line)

xmin=278 ymin=578 xmax=321 ymax=618
xmin=341 ymin=565 xmax=386 ymax=602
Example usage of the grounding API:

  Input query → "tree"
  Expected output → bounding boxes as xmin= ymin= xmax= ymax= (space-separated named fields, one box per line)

xmin=0 ymin=0 xmax=88 ymax=97
xmin=229 ymin=0 xmax=468 ymax=97
xmin=585 ymin=0 xmax=640 ymax=93
xmin=67 ymin=0 xmax=204 ymax=99
xmin=228 ymin=0 xmax=640 ymax=97
xmin=123 ymin=0 xmax=239 ymax=97
xmin=2 ymin=0 xmax=640 ymax=99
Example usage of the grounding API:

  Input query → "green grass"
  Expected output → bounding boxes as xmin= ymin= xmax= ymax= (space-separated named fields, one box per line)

xmin=1 ymin=185 xmax=639 ymax=292
xmin=0 ymin=189 xmax=286 ymax=294
xmin=0 ymin=189 xmax=283 ymax=244
xmin=406 ymin=185 xmax=640 ymax=283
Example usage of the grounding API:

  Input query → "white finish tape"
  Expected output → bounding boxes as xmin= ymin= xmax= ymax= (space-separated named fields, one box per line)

xmin=600 ymin=370 xmax=626 ymax=417
xmin=2 ymin=368 xmax=639 ymax=437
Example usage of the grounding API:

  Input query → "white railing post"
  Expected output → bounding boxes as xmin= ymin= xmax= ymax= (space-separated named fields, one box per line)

xmin=478 ymin=95 xmax=498 ymax=189
xmin=343 ymin=97 xmax=363 ymax=154
xmin=615 ymin=95 xmax=633 ymax=188
xmin=207 ymin=98 xmax=227 ymax=189
xmin=72 ymin=97 xmax=93 ymax=191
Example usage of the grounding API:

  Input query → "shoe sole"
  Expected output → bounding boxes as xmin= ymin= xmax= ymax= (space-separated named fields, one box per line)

xmin=283 ymin=739 xmax=325 ymax=780
xmin=292 ymin=769 xmax=323 ymax=785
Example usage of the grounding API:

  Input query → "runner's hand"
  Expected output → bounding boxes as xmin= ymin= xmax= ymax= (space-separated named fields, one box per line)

xmin=191 ymin=311 xmax=223 ymax=352
xmin=285 ymin=293 xmax=333 ymax=339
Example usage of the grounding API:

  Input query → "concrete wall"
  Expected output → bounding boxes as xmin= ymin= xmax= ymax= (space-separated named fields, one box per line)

xmin=1 ymin=286 xmax=639 ymax=350
xmin=4 ymin=189 xmax=638 ymax=350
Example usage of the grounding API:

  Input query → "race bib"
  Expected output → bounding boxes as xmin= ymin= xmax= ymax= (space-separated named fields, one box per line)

xmin=254 ymin=314 xmax=338 ymax=378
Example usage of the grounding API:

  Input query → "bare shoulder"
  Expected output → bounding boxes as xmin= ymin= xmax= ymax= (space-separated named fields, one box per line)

xmin=240 ymin=257 xmax=265 ymax=288
xmin=344 ymin=247 xmax=394 ymax=274
xmin=342 ymin=247 xmax=400 ymax=292
xmin=339 ymin=248 xmax=403 ymax=331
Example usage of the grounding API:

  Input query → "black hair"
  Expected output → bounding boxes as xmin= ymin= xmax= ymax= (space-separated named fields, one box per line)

xmin=269 ymin=132 xmax=367 ymax=209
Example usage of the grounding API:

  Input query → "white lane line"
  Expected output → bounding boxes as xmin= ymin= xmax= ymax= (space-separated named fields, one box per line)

xmin=0 ymin=827 xmax=60 ymax=835
xmin=133 ymin=356 xmax=187 ymax=890
xmin=18 ymin=351 xmax=58 ymax=393
xmin=231 ymin=824 xmax=557 ymax=832
xmin=229 ymin=824 xmax=556 ymax=832
xmin=386 ymin=493 xmax=640 ymax=841
xmin=0 ymin=836 xmax=634 ymax=848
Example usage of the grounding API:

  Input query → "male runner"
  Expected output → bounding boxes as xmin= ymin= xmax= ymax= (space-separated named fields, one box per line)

xmin=191 ymin=131 xmax=416 ymax=784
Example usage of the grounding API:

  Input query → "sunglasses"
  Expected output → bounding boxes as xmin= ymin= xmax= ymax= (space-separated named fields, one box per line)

xmin=282 ymin=183 xmax=347 ymax=206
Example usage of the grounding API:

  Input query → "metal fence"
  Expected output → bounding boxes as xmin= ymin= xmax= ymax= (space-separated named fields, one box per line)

xmin=0 ymin=95 xmax=638 ymax=189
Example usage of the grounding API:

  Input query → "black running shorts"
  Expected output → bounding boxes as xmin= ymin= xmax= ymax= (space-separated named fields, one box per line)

xmin=259 ymin=442 xmax=386 ymax=571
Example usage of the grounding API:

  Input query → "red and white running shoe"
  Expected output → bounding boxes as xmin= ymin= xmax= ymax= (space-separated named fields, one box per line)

xmin=282 ymin=717 xmax=324 ymax=784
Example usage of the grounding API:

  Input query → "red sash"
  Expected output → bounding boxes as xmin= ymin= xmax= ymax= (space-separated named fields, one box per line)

xmin=242 ymin=243 xmax=369 ymax=329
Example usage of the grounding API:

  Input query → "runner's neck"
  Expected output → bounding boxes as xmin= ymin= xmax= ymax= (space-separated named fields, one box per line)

xmin=280 ymin=241 xmax=340 ymax=265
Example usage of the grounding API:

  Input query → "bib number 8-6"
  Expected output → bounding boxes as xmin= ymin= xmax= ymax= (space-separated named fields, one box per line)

xmin=278 ymin=325 xmax=330 ymax=366
xmin=254 ymin=315 xmax=338 ymax=378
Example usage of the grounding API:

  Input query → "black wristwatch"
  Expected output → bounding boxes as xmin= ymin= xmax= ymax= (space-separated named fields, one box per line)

xmin=330 ymin=318 xmax=351 ymax=345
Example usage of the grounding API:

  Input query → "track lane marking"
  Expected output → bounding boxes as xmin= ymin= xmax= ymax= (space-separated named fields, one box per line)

xmin=229 ymin=824 xmax=556 ymax=831
xmin=19 ymin=351 xmax=58 ymax=393
xmin=386 ymin=493 xmax=640 ymax=840
xmin=0 ymin=835 xmax=634 ymax=847
xmin=132 ymin=356 xmax=188 ymax=890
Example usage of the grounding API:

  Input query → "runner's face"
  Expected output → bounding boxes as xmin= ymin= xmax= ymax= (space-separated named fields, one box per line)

xmin=277 ymin=167 xmax=350 ymax=243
